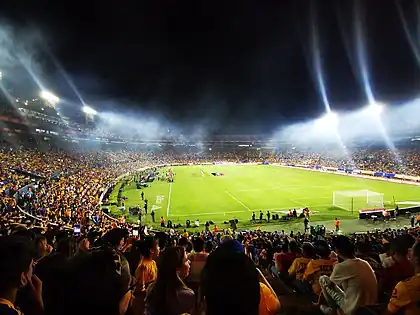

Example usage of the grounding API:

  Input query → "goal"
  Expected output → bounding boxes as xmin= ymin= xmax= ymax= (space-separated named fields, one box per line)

xmin=332 ymin=190 xmax=384 ymax=212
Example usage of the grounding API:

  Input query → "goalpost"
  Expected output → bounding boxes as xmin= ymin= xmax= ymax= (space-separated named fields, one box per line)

xmin=332 ymin=190 xmax=384 ymax=213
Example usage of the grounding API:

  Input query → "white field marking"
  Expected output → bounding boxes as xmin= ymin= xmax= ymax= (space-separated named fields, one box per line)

xmin=249 ymin=203 xmax=333 ymax=212
xmin=289 ymin=198 xmax=308 ymax=207
xmin=225 ymin=190 xmax=252 ymax=211
xmin=169 ymin=210 xmax=246 ymax=217
xmin=292 ymin=196 xmax=332 ymax=200
xmin=166 ymin=183 xmax=172 ymax=217
xmin=237 ymin=185 xmax=331 ymax=192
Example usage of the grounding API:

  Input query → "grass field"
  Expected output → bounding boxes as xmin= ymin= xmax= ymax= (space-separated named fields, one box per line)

xmin=109 ymin=165 xmax=420 ymax=233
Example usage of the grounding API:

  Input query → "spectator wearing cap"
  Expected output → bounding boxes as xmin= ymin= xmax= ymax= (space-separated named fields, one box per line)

xmin=319 ymin=236 xmax=377 ymax=315
xmin=145 ymin=246 xmax=195 ymax=315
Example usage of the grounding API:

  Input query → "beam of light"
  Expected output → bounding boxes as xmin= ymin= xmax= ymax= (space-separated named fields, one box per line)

xmin=82 ymin=105 xmax=97 ymax=115
xmin=317 ymin=111 xmax=339 ymax=128
xmin=353 ymin=1 xmax=403 ymax=170
xmin=310 ymin=1 xmax=331 ymax=113
xmin=365 ymin=102 xmax=384 ymax=115
xmin=395 ymin=0 xmax=420 ymax=68
xmin=48 ymin=52 xmax=88 ymax=107
xmin=40 ymin=90 xmax=59 ymax=104
xmin=309 ymin=2 xmax=355 ymax=163
xmin=353 ymin=0 xmax=375 ymax=105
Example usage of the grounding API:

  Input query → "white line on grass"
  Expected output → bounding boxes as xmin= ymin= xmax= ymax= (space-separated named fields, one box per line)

xmin=170 ymin=210 xmax=246 ymax=217
xmin=225 ymin=190 xmax=251 ymax=211
xmin=237 ymin=185 xmax=330 ymax=192
xmin=250 ymin=203 xmax=333 ymax=211
xmin=289 ymin=198 xmax=308 ymax=207
xmin=166 ymin=183 xmax=172 ymax=217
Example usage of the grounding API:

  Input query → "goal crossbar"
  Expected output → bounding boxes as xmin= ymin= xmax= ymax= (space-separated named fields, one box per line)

xmin=332 ymin=190 xmax=384 ymax=212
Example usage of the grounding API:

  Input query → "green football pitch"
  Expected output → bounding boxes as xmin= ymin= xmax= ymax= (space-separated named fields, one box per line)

xmin=109 ymin=165 xmax=420 ymax=233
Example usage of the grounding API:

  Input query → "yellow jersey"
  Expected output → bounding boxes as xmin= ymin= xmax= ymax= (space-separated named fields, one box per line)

xmin=303 ymin=258 xmax=336 ymax=294
xmin=388 ymin=273 xmax=420 ymax=315
xmin=135 ymin=258 xmax=158 ymax=292
xmin=288 ymin=257 xmax=311 ymax=280
xmin=259 ymin=282 xmax=280 ymax=315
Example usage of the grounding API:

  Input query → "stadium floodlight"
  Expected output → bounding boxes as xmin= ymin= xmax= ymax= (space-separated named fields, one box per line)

xmin=317 ymin=111 xmax=339 ymax=128
xmin=82 ymin=105 xmax=97 ymax=115
xmin=40 ymin=90 xmax=60 ymax=104
xmin=365 ymin=102 xmax=384 ymax=115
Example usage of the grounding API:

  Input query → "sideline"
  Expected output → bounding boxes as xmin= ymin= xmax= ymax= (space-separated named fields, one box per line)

xmin=166 ymin=183 xmax=172 ymax=217
xmin=225 ymin=190 xmax=251 ymax=211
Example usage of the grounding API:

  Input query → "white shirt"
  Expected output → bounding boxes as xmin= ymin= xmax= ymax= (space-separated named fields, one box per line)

xmin=330 ymin=258 xmax=378 ymax=314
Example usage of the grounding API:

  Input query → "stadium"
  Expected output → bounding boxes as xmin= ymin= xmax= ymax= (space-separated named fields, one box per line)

xmin=3 ymin=2 xmax=420 ymax=315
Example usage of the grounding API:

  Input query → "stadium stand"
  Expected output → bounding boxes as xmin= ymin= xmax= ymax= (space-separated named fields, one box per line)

xmin=2 ymin=90 xmax=420 ymax=315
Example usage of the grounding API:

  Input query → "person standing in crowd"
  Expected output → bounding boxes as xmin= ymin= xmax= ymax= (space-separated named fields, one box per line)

xmin=0 ymin=236 xmax=43 ymax=315
xmin=266 ymin=211 xmax=271 ymax=222
xmin=134 ymin=237 xmax=159 ymax=293
xmin=259 ymin=211 xmax=263 ymax=221
xmin=150 ymin=209 xmax=155 ymax=222
xmin=160 ymin=216 xmax=165 ymax=227
xmin=141 ymin=191 xmax=144 ymax=200
xmin=199 ymin=242 xmax=262 ymax=315
xmin=187 ymin=238 xmax=208 ymax=293
xmin=145 ymin=246 xmax=194 ymax=315
xmin=387 ymin=241 xmax=420 ymax=315
xmin=318 ymin=236 xmax=377 ymax=315
xmin=335 ymin=218 xmax=340 ymax=233
xmin=304 ymin=216 xmax=309 ymax=233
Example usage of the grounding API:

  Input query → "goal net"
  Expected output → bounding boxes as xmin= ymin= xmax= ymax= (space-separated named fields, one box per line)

xmin=332 ymin=190 xmax=384 ymax=212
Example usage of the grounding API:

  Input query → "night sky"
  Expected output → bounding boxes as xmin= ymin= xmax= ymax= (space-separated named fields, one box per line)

xmin=1 ymin=0 xmax=419 ymax=134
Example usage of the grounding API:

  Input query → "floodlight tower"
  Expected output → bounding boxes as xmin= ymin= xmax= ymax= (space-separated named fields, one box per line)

xmin=40 ymin=90 xmax=60 ymax=109
xmin=82 ymin=105 xmax=98 ymax=123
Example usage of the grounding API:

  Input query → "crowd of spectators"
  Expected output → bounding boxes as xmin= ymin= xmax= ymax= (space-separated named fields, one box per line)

xmin=1 ymin=216 xmax=420 ymax=315
xmin=2 ymin=146 xmax=420 ymax=229
xmin=1 ymin=145 xmax=420 ymax=314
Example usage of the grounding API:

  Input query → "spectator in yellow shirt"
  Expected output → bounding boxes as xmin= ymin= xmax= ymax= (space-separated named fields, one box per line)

xmin=135 ymin=237 xmax=159 ymax=292
xmin=387 ymin=241 xmax=420 ymax=315
xmin=304 ymin=241 xmax=336 ymax=295
xmin=289 ymin=243 xmax=314 ymax=281
xmin=289 ymin=243 xmax=315 ymax=293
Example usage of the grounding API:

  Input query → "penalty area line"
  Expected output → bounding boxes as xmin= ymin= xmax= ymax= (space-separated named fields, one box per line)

xmin=166 ymin=183 xmax=172 ymax=217
xmin=170 ymin=210 xmax=246 ymax=217
xmin=225 ymin=190 xmax=251 ymax=211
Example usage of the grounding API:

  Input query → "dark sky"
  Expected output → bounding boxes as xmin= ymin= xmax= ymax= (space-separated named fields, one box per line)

xmin=1 ymin=0 xmax=420 ymax=134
